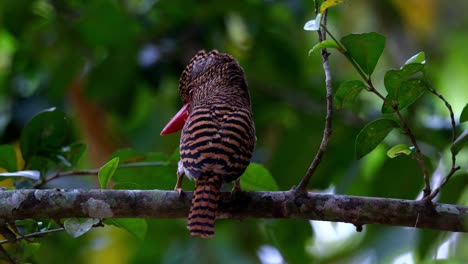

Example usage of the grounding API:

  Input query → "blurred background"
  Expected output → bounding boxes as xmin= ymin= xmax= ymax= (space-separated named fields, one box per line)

xmin=0 ymin=0 xmax=467 ymax=263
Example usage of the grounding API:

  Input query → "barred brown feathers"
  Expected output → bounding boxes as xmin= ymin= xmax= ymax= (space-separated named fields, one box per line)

xmin=161 ymin=50 xmax=256 ymax=238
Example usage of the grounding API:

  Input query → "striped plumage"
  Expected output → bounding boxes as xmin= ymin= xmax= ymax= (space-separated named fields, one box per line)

xmin=161 ymin=50 xmax=255 ymax=238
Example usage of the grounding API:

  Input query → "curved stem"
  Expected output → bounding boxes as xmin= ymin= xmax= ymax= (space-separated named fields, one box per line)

xmin=295 ymin=8 xmax=333 ymax=193
xmin=424 ymin=84 xmax=460 ymax=201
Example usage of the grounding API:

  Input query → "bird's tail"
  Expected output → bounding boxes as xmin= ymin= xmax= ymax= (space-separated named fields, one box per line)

xmin=188 ymin=175 xmax=222 ymax=238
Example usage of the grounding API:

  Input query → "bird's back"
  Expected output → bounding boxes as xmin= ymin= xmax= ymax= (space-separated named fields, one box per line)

xmin=176 ymin=50 xmax=255 ymax=238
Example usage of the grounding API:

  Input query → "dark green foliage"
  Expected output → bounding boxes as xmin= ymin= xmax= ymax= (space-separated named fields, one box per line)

xmin=0 ymin=0 xmax=466 ymax=263
xmin=0 ymin=144 xmax=17 ymax=171
xmin=460 ymin=103 xmax=468 ymax=123
xmin=355 ymin=119 xmax=398 ymax=159
xmin=20 ymin=108 xmax=70 ymax=166
xmin=334 ymin=80 xmax=366 ymax=109
xmin=341 ymin=32 xmax=386 ymax=76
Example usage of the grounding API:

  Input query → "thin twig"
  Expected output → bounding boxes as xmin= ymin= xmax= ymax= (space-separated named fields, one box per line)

xmin=295 ymin=8 xmax=333 ymax=193
xmin=35 ymin=161 xmax=168 ymax=188
xmin=424 ymin=85 xmax=460 ymax=201
xmin=0 ymin=228 xmax=65 ymax=245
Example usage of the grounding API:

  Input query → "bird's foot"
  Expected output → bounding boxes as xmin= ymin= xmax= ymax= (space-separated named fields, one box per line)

xmin=174 ymin=171 xmax=184 ymax=196
xmin=230 ymin=178 xmax=242 ymax=199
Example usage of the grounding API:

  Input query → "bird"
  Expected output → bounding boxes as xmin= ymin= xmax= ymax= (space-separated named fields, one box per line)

xmin=160 ymin=50 xmax=256 ymax=238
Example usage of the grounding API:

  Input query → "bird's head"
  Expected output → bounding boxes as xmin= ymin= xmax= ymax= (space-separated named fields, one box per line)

xmin=160 ymin=50 xmax=249 ymax=135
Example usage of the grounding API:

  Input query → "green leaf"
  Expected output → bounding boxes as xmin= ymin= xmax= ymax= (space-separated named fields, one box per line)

xmin=356 ymin=118 xmax=399 ymax=159
xmin=334 ymin=80 xmax=366 ymax=109
xmin=387 ymin=144 xmax=412 ymax=158
xmin=451 ymin=129 xmax=468 ymax=155
xmin=0 ymin=144 xmax=17 ymax=171
xmin=104 ymin=218 xmax=147 ymax=240
xmin=384 ymin=64 xmax=424 ymax=99
xmin=113 ymin=152 xmax=175 ymax=190
xmin=341 ymin=32 xmax=386 ymax=75
xmin=64 ymin=218 xmax=99 ymax=238
xmin=309 ymin=39 xmax=340 ymax=56
xmin=98 ymin=157 xmax=120 ymax=189
xmin=382 ymin=79 xmax=427 ymax=113
xmin=20 ymin=108 xmax=70 ymax=163
xmin=403 ymin=51 xmax=426 ymax=65
xmin=241 ymin=163 xmax=278 ymax=191
xmin=460 ymin=103 xmax=468 ymax=123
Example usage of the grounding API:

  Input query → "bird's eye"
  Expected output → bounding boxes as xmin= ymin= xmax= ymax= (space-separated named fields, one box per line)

xmin=189 ymin=89 xmax=193 ymax=99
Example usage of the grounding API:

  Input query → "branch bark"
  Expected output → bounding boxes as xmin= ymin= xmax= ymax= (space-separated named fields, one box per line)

xmin=1 ymin=189 xmax=466 ymax=232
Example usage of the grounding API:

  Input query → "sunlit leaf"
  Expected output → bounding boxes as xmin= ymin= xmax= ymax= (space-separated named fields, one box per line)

xmin=387 ymin=144 xmax=412 ymax=158
xmin=0 ymin=144 xmax=17 ymax=171
xmin=64 ymin=218 xmax=99 ymax=238
xmin=105 ymin=218 xmax=147 ymax=240
xmin=356 ymin=118 xmax=399 ymax=159
xmin=98 ymin=157 xmax=120 ymax=189
xmin=451 ymin=129 xmax=468 ymax=155
xmin=309 ymin=39 xmax=340 ymax=56
xmin=399 ymin=63 xmax=425 ymax=78
xmin=382 ymin=79 xmax=427 ymax=113
xmin=241 ymin=163 xmax=278 ymax=191
xmin=304 ymin=13 xmax=322 ymax=31
xmin=341 ymin=32 xmax=386 ymax=75
xmin=334 ymin=80 xmax=366 ymax=109
xmin=0 ymin=170 xmax=40 ymax=180
xmin=460 ymin=103 xmax=468 ymax=123
xmin=320 ymin=0 xmax=344 ymax=14
xmin=403 ymin=51 xmax=426 ymax=66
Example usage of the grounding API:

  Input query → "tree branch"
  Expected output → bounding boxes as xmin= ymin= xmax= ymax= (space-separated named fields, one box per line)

xmin=296 ymin=8 xmax=333 ymax=193
xmin=1 ymin=190 xmax=466 ymax=232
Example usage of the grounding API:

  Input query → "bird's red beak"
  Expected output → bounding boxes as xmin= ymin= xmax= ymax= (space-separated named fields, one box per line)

xmin=160 ymin=103 xmax=190 ymax=135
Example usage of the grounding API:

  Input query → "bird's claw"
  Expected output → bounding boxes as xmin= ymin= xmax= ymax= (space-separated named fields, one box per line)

xmin=174 ymin=187 xmax=183 ymax=196
xmin=230 ymin=178 xmax=242 ymax=199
